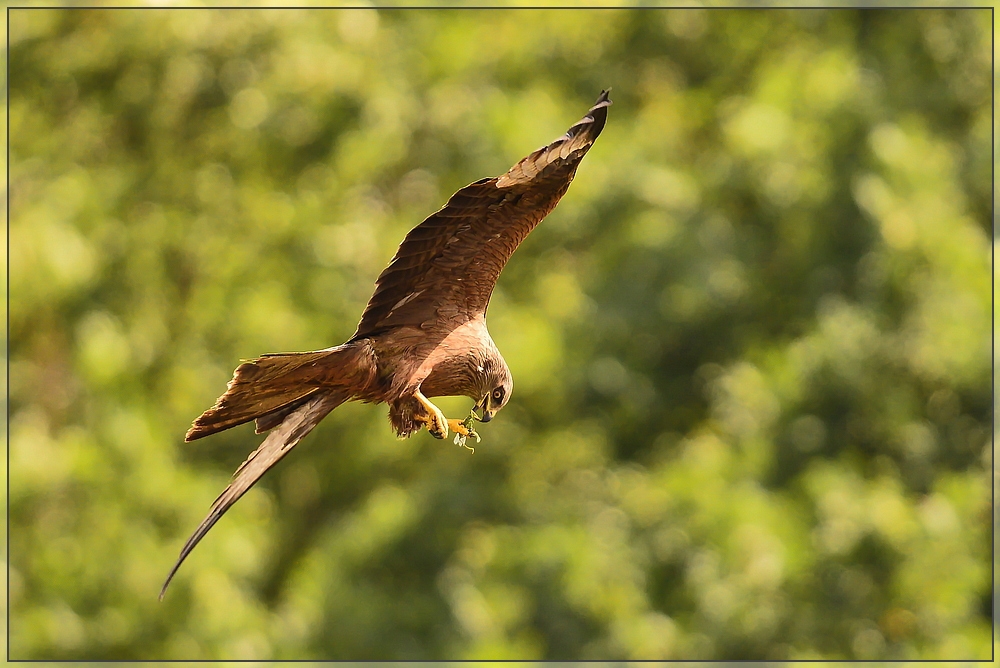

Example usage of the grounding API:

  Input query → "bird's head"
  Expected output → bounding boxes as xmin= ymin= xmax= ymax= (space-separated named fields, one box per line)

xmin=474 ymin=356 xmax=512 ymax=423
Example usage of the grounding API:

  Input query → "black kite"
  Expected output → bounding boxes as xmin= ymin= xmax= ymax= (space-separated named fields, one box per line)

xmin=160 ymin=90 xmax=611 ymax=598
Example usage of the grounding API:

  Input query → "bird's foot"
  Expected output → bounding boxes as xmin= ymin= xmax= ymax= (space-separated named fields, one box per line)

xmin=450 ymin=414 xmax=481 ymax=452
xmin=424 ymin=407 xmax=449 ymax=440
xmin=414 ymin=390 xmax=449 ymax=440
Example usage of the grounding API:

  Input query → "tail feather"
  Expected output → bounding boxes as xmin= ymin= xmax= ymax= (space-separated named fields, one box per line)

xmin=185 ymin=345 xmax=371 ymax=442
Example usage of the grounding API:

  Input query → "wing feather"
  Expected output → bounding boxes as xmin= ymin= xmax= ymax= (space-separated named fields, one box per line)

xmin=351 ymin=90 xmax=611 ymax=339
xmin=160 ymin=392 xmax=347 ymax=599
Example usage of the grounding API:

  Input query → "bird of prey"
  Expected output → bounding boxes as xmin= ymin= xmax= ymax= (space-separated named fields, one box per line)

xmin=160 ymin=90 xmax=611 ymax=599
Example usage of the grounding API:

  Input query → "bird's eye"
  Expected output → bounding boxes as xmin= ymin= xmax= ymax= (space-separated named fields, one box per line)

xmin=492 ymin=388 xmax=504 ymax=401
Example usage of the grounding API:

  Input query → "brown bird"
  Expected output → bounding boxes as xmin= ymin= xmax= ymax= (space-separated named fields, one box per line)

xmin=160 ymin=90 xmax=611 ymax=599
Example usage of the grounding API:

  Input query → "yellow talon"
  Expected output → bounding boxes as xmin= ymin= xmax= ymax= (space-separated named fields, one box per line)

xmin=414 ymin=389 xmax=449 ymax=439
xmin=448 ymin=419 xmax=472 ymax=437
xmin=413 ymin=392 xmax=482 ymax=450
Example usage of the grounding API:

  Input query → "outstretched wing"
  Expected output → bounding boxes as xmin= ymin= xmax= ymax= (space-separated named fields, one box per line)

xmin=159 ymin=391 xmax=347 ymax=599
xmin=351 ymin=90 xmax=611 ymax=339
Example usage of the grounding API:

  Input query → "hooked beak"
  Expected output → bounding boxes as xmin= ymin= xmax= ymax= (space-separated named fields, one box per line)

xmin=474 ymin=402 xmax=494 ymax=423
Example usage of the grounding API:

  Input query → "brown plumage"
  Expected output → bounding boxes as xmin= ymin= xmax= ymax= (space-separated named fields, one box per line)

xmin=160 ymin=90 xmax=611 ymax=599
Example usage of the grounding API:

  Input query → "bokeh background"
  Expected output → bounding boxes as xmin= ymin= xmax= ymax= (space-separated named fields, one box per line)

xmin=8 ymin=6 xmax=993 ymax=661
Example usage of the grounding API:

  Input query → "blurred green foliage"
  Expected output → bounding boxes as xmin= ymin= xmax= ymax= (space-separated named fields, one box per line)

xmin=8 ymin=7 xmax=992 ymax=660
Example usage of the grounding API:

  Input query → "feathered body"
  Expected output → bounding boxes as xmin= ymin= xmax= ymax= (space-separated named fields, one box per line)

xmin=161 ymin=91 xmax=611 ymax=598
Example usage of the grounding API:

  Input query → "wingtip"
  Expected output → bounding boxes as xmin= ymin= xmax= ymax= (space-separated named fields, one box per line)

xmin=492 ymin=89 xmax=613 ymax=187
xmin=567 ymin=89 xmax=612 ymax=143
xmin=158 ymin=572 xmax=174 ymax=601
xmin=591 ymin=90 xmax=612 ymax=117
